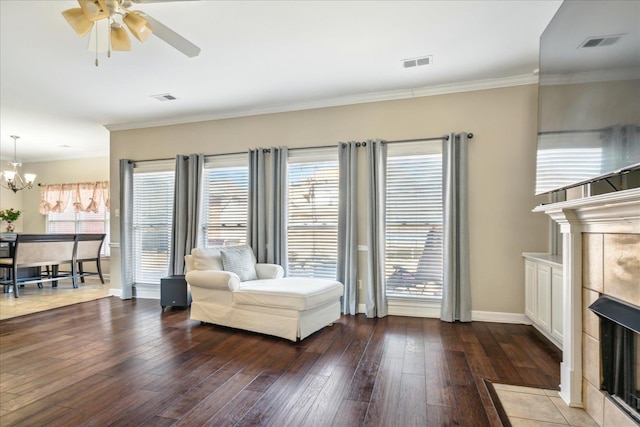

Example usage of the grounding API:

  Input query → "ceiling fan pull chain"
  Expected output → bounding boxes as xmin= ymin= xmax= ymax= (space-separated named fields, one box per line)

xmin=95 ymin=23 xmax=99 ymax=67
xmin=107 ymin=17 xmax=112 ymax=59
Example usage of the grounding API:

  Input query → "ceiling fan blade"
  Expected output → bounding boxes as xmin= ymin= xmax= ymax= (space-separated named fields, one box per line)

xmin=139 ymin=13 xmax=201 ymax=57
xmin=130 ymin=0 xmax=200 ymax=4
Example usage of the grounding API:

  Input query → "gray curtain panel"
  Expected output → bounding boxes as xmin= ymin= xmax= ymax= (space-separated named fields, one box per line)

xmin=169 ymin=154 xmax=203 ymax=276
xmin=268 ymin=146 xmax=288 ymax=271
xmin=366 ymin=139 xmax=388 ymax=318
xmin=441 ymin=132 xmax=471 ymax=322
xmin=186 ymin=153 xmax=204 ymax=257
xmin=169 ymin=155 xmax=188 ymax=276
xmin=338 ymin=142 xmax=359 ymax=315
xmin=119 ymin=159 xmax=134 ymax=299
xmin=248 ymin=148 xmax=267 ymax=262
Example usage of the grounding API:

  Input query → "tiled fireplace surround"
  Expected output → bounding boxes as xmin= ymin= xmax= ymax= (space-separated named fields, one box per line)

xmin=535 ymin=187 xmax=640 ymax=427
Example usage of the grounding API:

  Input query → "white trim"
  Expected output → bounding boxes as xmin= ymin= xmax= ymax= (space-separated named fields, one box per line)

xmin=109 ymin=242 xmax=120 ymax=249
xmin=109 ymin=288 xmax=122 ymax=298
xmin=357 ymin=245 xmax=368 ymax=252
xmin=105 ymin=74 xmax=538 ymax=132
xmin=134 ymin=286 xmax=160 ymax=300
xmin=387 ymin=299 xmax=441 ymax=318
xmin=471 ymin=310 xmax=532 ymax=325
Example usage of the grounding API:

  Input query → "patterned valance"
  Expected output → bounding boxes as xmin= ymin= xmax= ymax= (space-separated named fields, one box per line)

xmin=39 ymin=181 xmax=110 ymax=214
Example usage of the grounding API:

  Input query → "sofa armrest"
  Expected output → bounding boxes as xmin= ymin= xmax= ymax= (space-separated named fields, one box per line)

xmin=255 ymin=263 xmax=285 ymax=280
xmin=185 ymin=270 xmax=241 ymax=291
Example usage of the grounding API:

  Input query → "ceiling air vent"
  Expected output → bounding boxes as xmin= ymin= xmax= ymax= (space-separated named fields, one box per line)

xmin=402 ymin=55 xmax=432 ymax=68
xmin=579 ymin=34 xmax=623 ymax=48
xmin=151 ymin=93 xmax=178 ymax=102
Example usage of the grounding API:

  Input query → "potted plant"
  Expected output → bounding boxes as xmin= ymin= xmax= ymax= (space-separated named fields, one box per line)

xmin=0 ymin=208 xmax=21 ymax=232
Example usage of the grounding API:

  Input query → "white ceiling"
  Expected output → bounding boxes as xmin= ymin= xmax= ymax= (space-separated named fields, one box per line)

xmin=0 ymin=0 xmax=562 ymax=162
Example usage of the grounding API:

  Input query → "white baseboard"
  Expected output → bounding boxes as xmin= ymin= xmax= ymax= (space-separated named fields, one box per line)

xmin=355 ymin=302 xmax=532 ymax=324
xmin=471 ymin=310 xmax=532 ymax=325
xmin=110 ymin=286 xmax=160 ymax=300
xmin=134 ymin=286 xmax=160 ymax=300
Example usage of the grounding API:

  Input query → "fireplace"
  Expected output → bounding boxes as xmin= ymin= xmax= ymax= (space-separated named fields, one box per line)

xmin=534 ymin=187 xmax=640 ymax=427
xmin=590 ymin=296 xmax=640 ymax=422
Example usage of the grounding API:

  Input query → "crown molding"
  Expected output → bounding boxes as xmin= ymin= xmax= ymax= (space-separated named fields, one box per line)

xmin=105 ymin=73 xmax=539 ymax=132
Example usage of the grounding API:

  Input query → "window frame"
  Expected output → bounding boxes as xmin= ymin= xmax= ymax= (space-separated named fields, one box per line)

xmin=46 ymin=199 xmax=110 ymax=257
xmin=287 ymin=147 xmax=339 ymax=280
xmin=200 ymin=153 xmax=249 ymax=248
xmin=131 ymin=161 xmax=175 ymax=286
xmin=384 ymin=140 xmax=444 ymax=301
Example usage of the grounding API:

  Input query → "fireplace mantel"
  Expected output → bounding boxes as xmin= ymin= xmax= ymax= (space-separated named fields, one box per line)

xmin=533 ymin=187 xmax=640 ymax=409
xmin=534 ymin=187 xmax=640 ymax=234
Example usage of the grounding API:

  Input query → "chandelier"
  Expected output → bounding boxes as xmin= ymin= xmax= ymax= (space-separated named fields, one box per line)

xmin=1 ymin=136 xmax=37 ymax=193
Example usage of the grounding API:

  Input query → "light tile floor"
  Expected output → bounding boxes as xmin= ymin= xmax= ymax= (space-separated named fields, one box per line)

xmin=0 ymin=278 xmax=110 ymax=320
xmin=493 ymin=383 xmax=599 ymax=427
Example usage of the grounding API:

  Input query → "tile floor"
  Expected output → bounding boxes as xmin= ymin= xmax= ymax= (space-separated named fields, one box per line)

xmin=0 ymin=278 xmax=110 ymax=320
xmin=492 ymin=383 xmax=599 ymax=427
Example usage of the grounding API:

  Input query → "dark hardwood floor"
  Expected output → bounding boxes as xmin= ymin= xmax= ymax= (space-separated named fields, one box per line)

xmin=0 ymin=297 xmax=561 ymax=426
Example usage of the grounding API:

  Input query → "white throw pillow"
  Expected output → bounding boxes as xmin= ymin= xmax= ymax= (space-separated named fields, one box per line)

xmin=191 ymin=247 xmax=223 ymax=271
xmin=220 ymin=247 xmax=257 ymax=281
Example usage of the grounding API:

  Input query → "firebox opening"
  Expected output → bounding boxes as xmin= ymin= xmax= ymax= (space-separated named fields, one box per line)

xmin=589 ymin=295 xmax=640 ymax=422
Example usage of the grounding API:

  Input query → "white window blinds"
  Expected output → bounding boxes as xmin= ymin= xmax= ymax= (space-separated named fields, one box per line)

xmin=47 ymin=198 xmax=110 ymax=256
xmin=287 ymin=148 xmax=339 ymax=279
xmin=201 ymin=154 xmax=248 ymax=247
xmin=385 ymin=141 xmax=443 ymax=299
xmin=132 ymin=163 xmax=174 ymax=285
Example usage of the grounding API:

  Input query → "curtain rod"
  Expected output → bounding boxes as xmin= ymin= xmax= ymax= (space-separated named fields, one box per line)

xmin=126 ymin=133 xmax=474 ymax=162
xmin=289 ymin=133 xmax=474 ymax=151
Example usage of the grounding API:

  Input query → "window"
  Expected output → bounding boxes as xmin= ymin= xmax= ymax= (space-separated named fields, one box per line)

xmin=287 ymin=148 xmax=339 ymax=279
xmin=47 ymin=203 xmax=110 ymax=256
xmin=385 ymin=141 xmax=443 ymax=299
xmin=132 ymin=164 xmax=174 ymax=285
xmin=200 ymin=154 xmax=248 ymax=247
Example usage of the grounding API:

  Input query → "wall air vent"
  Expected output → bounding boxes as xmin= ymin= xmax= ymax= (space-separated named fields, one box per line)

xmin=579 ymin=34 xmax=623 ymax=48
xmin=151 ymin=93 xmax=178 ymax=102
xmin=402 ymin=55 xmax=432 ymax=68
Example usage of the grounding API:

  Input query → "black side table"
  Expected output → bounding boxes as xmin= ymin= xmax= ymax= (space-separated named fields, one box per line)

xmin=160 ymin=275 xmax=191 ymax=309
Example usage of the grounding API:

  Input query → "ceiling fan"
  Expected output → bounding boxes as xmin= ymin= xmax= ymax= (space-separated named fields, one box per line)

xmin=62 ymin=0 xmax=201 ymax=65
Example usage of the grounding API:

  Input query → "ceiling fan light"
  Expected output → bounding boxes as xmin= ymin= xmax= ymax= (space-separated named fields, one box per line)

xmin=78 ymin=0 xmax=109 ymax=22
xmin=124 ymin=12 xmax=153 ymax=42
xmin=111 ymin=24 xmax=131 ymax=51
xmin=62 ymin=8 xmax=94 ymax=37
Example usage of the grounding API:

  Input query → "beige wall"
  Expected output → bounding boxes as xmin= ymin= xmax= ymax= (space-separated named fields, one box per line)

xmin=2 ymin=157 xmax=108 ymax=232
xmin=110 ymin=84 xmax=549 ymax=314
xmin=20 ymin=157 xmax=110 ymax=233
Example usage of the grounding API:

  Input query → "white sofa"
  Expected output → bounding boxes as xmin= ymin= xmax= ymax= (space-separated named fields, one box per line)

xmin=185 ymin=246 xmax=344 ymax=341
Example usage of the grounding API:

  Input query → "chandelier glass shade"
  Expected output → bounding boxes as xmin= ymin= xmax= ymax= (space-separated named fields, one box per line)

xmin=1 ymin=136 xmax=36 ymax=193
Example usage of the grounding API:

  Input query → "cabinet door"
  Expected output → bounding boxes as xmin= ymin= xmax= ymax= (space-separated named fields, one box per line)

xmin=524 ymin=260 xmax=537 ymax=320
xmin=551 ymin=267 xmax=564 ymax=342
xmin=536 ymin=264 xmax=552 ymax=330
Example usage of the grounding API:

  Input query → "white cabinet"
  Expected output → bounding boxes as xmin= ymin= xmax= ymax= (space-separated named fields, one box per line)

xmin=523 ymin=253 xmax=563 ymax=349
xmin=551 ymin=267 xmax=564 ymax=342
xmin=524 ymin=260 xmax=537 ymax=319
xmin=536 ymin=263 xmax=552 ymax=331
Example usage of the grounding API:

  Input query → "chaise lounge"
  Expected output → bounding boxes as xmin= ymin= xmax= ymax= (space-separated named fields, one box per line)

xmin=185 ymin=245 xmax=344 ymax=341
